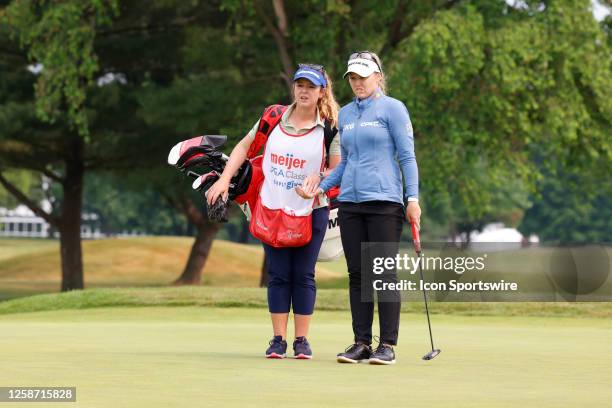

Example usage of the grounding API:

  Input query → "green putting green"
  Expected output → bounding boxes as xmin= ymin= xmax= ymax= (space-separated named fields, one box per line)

xmin=0 ymin=306 xmax=610 ymax=407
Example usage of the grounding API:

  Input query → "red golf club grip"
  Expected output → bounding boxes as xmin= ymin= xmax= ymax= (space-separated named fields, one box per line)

xmin=411 ymin=222 xmax=421 ymax=253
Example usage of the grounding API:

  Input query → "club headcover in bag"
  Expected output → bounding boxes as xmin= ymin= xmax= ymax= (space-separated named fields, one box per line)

xmin=192 ymin=171 xmax=220 ymax=192
xmin=168 ymin=135 xmax=228 ymax=172
xmin=206 ymin=196 xmax=229 ymax=223
xmin=169 ymin=135 xmax=258 ymax=224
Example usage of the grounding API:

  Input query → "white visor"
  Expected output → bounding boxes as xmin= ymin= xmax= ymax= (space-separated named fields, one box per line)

xmin=343 ymin=58 xmax=380 ymax=78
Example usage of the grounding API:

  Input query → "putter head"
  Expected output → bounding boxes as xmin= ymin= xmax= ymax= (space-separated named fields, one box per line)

xmin=422 ymin=349 xmax=441 ymax=361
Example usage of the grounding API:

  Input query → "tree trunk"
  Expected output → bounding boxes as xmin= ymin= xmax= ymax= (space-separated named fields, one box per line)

xmin=58 ymin=220 xmax=84 ymax=291
xmin=174 ymin=219 xmax=221 ymax=285
xmin=59 ymin=137 xmax=85 ymax=291
xmin=254 ymin=0 xmax=293 ymax=93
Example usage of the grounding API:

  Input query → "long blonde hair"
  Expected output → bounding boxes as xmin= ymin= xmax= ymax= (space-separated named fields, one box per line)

xmin=365 ymin=51 xmax=387 ymax=94
xmin=317 ymin=71 xmax=340 ymax=128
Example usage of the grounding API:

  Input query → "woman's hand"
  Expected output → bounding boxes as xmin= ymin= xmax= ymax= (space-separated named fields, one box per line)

xmin=295 ymin=186 xmax=312 ymax=199
xmin=296 ymin=175 xmax=322 ymax=199
xmin=295 ymin=186 xmax=322 ymax=199
xmin=303 ymin=173 xmax=321 ymax=196
xmin=206 ymin=178 xmax=230 ymax=205
xmin=406 ymin=201 xmax=421 ymax=230
xmin=295 ymin=173 xmax=321 ymax=199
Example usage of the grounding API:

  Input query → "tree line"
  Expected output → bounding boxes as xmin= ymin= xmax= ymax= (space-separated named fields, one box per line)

xmin=0 ymin=0 xmax=610 ymax=291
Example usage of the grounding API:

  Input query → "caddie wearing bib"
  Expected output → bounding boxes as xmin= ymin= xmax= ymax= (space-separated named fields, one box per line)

xmin=207 ymin=64 xmax=341 ymax=360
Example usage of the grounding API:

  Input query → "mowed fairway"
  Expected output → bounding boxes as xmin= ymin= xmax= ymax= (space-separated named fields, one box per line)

xmin=1 ymin=306 xmax=611 ymax=408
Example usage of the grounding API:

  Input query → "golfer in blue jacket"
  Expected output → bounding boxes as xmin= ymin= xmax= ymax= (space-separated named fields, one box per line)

xmin=297 ymin=51 xmax=421 ymax=365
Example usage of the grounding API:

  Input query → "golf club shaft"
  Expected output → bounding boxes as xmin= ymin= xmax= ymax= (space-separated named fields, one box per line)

xmin=411 ymin=222 xmax=436 ymax=352
xmin=417 ymin=251 xmax=435 ymax=351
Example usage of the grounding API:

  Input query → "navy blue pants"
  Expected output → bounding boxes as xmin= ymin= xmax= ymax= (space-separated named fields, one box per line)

xmin=263 ymin=207 xmax=329 ymax=315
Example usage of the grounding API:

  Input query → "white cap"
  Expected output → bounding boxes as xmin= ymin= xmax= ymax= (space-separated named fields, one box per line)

xmin=343 ymin=58 xmax=380 ymax=78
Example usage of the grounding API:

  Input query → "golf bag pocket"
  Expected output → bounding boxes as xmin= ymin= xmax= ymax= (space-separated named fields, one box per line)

xmin=250 ymin=197 xmax=312 ymax=248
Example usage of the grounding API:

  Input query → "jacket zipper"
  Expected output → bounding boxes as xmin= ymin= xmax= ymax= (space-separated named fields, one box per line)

xmin=354 ymin=104 xmax=360 ymax=202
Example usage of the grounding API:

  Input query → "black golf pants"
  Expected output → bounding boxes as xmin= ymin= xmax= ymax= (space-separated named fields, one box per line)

xmin=338 ymin=201 xmax=404 ymax=346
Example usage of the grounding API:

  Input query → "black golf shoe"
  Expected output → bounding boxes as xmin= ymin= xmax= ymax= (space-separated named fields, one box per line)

xmin=369 ymin=343 xmax=396 ymax=365
xmin=293 ymin=336 xmax=313 ymax=359
xmin=336 ymin=342 xmax=372 ymax=363
xmin=265 ymin=335 xmax=287 ymax=359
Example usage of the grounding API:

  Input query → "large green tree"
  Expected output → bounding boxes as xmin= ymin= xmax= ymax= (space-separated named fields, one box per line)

xmin=0 ymin=0 xmax=229 ymax=289
xmin=389 ymin=0 xmax=611 ymax=238
xmin=0 ymin=170 xmax=41 ymax=209
xmin=237 ymin=0 xmax=610 ymax=242
xmin=519 ymin=165 xmax=612 ymax=243
xmin=0 ymin=0 xmax=119 ymax=290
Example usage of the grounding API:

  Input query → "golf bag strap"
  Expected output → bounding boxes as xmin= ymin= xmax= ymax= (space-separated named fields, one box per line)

xmin=323 ymin=120 xmax=338 ymax=167
xmin=246 ymin=104 xmax=287 ymax=159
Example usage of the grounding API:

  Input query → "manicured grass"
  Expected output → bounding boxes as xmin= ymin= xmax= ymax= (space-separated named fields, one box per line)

xmin=0 ymin=306 xmax=610 ymax=407
xmin=0 ymin=287 xmax=611 ymax=318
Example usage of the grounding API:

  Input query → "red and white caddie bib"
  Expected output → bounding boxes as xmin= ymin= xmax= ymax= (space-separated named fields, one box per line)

xmin=260 ymin=124 xmax=325 ymax=215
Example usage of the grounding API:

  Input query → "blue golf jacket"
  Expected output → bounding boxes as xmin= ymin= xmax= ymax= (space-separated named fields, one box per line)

xmin=319 ymin=88 xmax=419 ymax=204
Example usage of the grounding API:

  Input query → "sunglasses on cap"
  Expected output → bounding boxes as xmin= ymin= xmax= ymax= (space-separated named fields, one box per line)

xmin=297 ymin=63 xmax=325 ymax=74
xmin=348 ymin=51 xmax=382 ymax=72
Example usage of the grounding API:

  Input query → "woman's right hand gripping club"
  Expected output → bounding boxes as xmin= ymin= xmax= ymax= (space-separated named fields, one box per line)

xmin=206 ymin=177 xmax=230 ymax=205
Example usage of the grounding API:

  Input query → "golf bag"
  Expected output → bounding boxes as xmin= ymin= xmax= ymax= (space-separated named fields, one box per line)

xmin=167 ymin=106 xmax=344 ymax=261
